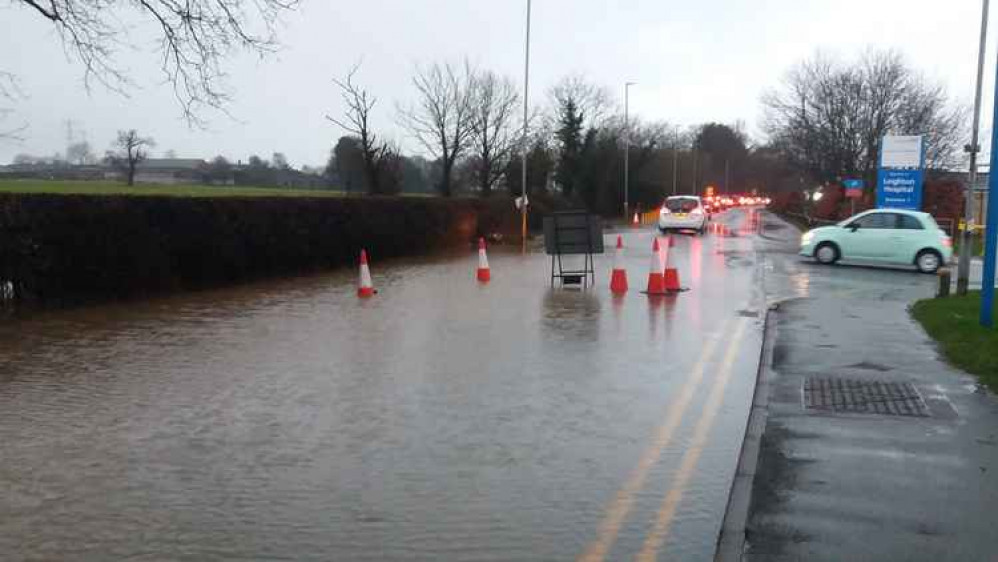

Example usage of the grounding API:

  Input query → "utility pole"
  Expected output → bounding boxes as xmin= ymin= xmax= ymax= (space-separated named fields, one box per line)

xmin=672 ymin=126 xmax=679 ymax=195
xmin=959 ymin=0 xmax=989 ymax=295
xmin=982 ymin=41 xmax=998 ymax=326
xmin=724 ymin=158 xmax=730 ymax=195
xmin=691 ymin=148 xmax=698 ymax=195
xmin=624 ymin=82 xmax=635 ymax=219
xmin=520 ymin=0 xmax=532 ymax=254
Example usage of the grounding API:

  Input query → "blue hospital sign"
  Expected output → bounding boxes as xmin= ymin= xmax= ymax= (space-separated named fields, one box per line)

xmin=876 ymin=135 xmax=925 ymax=211
xmin=876 ymin=169 xmax=924 ymax=210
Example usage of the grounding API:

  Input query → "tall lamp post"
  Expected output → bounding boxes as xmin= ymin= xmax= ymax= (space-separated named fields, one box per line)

xmin=959 ymin=0 xmax=989 ymax=295
xmin=623 ymin=81 xmax=636 ymax=220
xmin=519 ymin=0 xmax=532 ymax=254
xmin=672 ymin=126 xmax=680 ymax=195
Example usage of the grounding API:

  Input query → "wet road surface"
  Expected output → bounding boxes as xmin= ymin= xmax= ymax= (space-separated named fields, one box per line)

xmin=1 ymin=210 xmax=767 ymax=561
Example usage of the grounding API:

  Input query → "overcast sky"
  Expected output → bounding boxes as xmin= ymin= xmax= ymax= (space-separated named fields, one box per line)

xmin=0 ymin=0 xmax=993 ymax=167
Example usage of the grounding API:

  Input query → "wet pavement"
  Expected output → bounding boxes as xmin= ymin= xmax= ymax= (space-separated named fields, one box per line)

xmin=744 ymin=213 xmax=998 ymax=562
xmin=1 ymin=211 xmax=767 ymax=561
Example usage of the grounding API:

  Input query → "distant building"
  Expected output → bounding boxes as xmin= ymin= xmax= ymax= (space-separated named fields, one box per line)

xmin=130 ymin=158 xmax=208 ymax=185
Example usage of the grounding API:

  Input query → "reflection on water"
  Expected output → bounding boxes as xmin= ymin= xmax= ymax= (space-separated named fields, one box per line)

xmin=541 ymin=289 xmax=602 ymax=343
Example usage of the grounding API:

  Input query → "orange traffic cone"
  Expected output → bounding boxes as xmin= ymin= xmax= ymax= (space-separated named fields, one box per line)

xmin=632 ymin=212 xmax=640 ymax=227
xmin=476 ymin=237 xmax=491 ymax=282
xmin=357 ymin=249 xmax=375 ymax=297
xmin=610 ymin=235 xmax=628 ymax=294
xmin=663 ymin=235 xmax=684 ymax=292
xmin=643 ymin=238 xmax=667 ymax=295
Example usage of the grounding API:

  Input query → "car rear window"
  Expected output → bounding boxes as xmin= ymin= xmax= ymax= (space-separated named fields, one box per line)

xmin=896 ymin=214 xmax=924 ymax=230
xmin=665 ymin=198 xmax=699 ymax=212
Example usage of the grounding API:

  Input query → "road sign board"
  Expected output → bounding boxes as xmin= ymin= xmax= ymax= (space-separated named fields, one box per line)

xmin=877 ymin=135 xmax=924 ymax=211
xmin=876 ymin=168 xmax=924 ymax=210
xmin=843 ymin=179 xmax=864 ymax=199
xmin=881 ymin=135 xmax=924 ymax=169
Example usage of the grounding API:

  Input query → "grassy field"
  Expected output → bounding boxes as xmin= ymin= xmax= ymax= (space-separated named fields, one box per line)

xmin=912 ymin=292 xmax=998 ymax=391
xmin=0 ymin=179 xmax=358 ymax=198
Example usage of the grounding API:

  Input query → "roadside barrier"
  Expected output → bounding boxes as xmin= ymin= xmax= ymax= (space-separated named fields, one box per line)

xmin=610 ymin=235 xmax=628 ymax=294
xmin=477 ymin=237 xmax=491 ymax=283
xmin=357 ymin=249 xmax=375 ymax=297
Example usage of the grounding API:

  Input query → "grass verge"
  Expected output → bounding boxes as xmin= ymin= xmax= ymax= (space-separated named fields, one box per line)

xmin=912 ymin=291 xmax=998 ymax=391
xmin=0 ymin=179 xmax=356 ymax=198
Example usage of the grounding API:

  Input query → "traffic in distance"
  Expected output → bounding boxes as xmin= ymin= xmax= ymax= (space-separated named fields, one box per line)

xmin=658 ymin=193 xmax=771 ymax=235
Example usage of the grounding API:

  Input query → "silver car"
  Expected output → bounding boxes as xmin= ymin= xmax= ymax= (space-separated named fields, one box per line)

xmin=659 ymin=196 xmax=708 ymax=235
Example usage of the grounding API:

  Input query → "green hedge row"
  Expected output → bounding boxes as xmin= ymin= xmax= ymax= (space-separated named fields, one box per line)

xmin=0 ymin=194 xmax=518 ymax=305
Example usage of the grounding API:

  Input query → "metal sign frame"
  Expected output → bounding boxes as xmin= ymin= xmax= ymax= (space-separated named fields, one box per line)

xmin=542 ymin=211 xmax=604 ymax=288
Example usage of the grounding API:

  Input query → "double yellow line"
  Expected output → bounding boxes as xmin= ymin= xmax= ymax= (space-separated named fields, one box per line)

xmin=578 ymin=319 xmax=749 ymax=562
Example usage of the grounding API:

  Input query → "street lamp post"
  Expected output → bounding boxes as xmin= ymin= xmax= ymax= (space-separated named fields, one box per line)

xmin=624 ymin=81 xmax=635 ymax=220
xmin=520 ymin=0 xmax=532 ymax=254
xmin=672 ymin=126 xmax=679 ymax=195
xmin=959 ymin=0 xmax=990 ymax=295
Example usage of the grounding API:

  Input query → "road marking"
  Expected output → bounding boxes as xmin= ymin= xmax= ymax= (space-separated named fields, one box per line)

xmin=577 ymin=321 xmax=731 ymax=562
xmin=634 ymin=319 xmax=749 ymax=562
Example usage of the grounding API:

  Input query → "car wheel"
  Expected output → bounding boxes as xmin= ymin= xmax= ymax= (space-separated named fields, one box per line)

xmin=815 ymin=242 xmax=839 ymax=265
xmin=915 ymin=249 xmax=942 ymax=274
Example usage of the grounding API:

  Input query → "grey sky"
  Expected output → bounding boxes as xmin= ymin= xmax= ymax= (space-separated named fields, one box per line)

xmin=0 ymin=0 xmax=993 ymax=167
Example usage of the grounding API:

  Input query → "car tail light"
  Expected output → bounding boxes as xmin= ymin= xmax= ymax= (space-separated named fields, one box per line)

xmin=942 ymin=236 xmax=953 ymax=248
xmin=660 ymin=207 xmax=671 ymax=215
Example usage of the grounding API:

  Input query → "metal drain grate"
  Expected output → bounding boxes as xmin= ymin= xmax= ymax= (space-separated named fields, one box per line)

xmin=803 ymin=377 xmax=930 ymax=417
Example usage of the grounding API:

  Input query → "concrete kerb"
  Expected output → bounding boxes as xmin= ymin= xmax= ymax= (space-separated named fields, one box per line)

xmin=713 ymin=298 xmax=797 ymax=562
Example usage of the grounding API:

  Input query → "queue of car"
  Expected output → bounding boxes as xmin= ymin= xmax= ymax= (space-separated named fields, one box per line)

xmin=652 ymin=192 xmax=952 ymax=274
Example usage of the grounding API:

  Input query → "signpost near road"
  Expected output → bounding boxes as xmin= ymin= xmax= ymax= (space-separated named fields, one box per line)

xmin=843 ymin=179 xmax=864 ymax=215
xmin=876 ymin=135 xmax=925 ymax=211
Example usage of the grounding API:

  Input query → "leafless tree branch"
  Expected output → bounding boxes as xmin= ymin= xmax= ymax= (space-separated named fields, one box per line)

xmin=12 ymin=0 xmax=301 ymax=125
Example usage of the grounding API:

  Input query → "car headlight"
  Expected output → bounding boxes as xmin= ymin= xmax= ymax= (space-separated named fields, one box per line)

xmin=801 ymin=231 xmax=815 ymax=245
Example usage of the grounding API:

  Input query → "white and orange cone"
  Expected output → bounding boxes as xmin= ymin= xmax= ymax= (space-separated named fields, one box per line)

xmin=610 ymin=235 xmax=628 ymax=294
xmin=642 ymin=238 xmax=667 ymax=295
xmin=662 ymin=234 xmax=684 ymax=292
xmin=476 ymin=237 xmax=491 ymax=282
xmin=357 ymin=249 xmax=375 ymax=297
xmin=632 ymin=212 xmax=640 ymax=227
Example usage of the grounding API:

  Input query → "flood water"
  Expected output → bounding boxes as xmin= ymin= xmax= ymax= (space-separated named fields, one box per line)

xmin=1 ymin=214 xmax=764 ymax=561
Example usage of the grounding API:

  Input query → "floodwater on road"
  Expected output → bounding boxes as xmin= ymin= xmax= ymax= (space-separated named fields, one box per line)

xmin=1 ymin=211 xmax=765 ymax=561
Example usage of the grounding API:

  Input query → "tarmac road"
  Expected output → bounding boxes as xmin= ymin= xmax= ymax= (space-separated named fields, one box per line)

xmin=0 ymin=210 xmax=768 ymax=561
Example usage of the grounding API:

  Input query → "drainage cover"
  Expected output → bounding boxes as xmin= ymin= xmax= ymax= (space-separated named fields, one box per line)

xmin=803 ymin=377 xmax=930 ymax=417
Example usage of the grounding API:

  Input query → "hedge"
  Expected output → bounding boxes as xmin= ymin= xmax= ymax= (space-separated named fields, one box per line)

xmin=0 ymin=194 xmax=518 ymax=306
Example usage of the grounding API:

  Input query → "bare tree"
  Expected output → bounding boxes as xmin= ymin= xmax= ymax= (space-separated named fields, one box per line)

xmin=763 ymin=50 xmax=966 ymax=187
xmin=0 ymin=71 xmax=26 ymax=140
xmin=468 ymin=70 xmax=520 ymax=195
xmin=12 ymin=0 xmax=301 ymax=123
xmin=548 ymin=74 xmax=615 ymax=132
xmin=399 ymin=61 xmax=476 ymax=197
xmin=106 ymin=130 xmax=155 ymax=186
xmin=326 ymin=62 xmax=395 ymax=194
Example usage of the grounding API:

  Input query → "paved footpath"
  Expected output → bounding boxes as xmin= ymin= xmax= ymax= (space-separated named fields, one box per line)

xmin=735 ymin=212 xmax=998 ymax=562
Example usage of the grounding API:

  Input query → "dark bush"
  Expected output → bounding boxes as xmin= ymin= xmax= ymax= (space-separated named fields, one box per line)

xmin=0 ymin=194 xmax=515 ymax=305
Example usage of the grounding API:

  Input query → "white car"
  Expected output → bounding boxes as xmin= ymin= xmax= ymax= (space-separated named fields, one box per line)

xmin=659 ymin=196 xmax=708 ymax=235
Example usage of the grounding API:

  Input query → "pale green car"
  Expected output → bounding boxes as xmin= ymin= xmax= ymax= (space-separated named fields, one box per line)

xmin=799 ymin=209 xmax=953 ymax=274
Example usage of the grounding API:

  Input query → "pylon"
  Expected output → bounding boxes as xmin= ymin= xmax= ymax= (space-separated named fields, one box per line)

xmin=477 ymin=237 xmax=491 ymax=282
xmin=357 ymin=249 xmax=375 ymax=297
xmin=663 ymin=234 xmax=684 ymax=292
xmin=632 ymin=212 xmax=640 ymax=227
xmin=610 ymin=235 xmax=628 ymax=294
xmin=643 ymin=238 xmax=667 ymax=295
xmin=668 ymin=234 xmax=676 ymax=247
